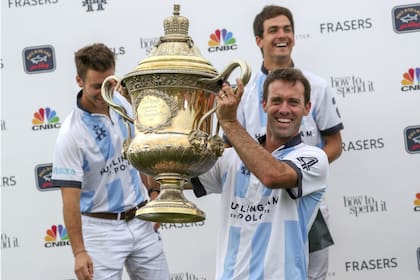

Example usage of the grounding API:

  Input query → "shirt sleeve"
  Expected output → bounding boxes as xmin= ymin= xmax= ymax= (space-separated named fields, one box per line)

xmin=283 ymin=146 xmax=329 ymax=198
xmin=51 ymin=120 xmax=84 ymax=187
xmin=313 ymin=79 xmax=344 ymax=135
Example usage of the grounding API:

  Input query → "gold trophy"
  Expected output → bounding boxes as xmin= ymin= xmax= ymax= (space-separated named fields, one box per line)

xmin=101 ymin=4 xmax=250 ymax=223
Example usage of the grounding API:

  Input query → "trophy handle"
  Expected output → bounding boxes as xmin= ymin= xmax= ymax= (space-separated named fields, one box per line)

xmin=101 ymin=75 xmax=135 ymax=124
xmin=198 ymin=59 xmax=251 ymax=89
xmin=196 ymin=60 xmax=251 ymax=131
xmin=101 ymin=75 xmax=135 ymax=158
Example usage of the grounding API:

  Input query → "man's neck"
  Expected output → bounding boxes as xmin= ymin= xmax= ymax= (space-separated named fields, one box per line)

xmin=263 ymin=131 xmax=301 ymax=153
xmin=263 ymin=58 xmax=293 ymax=72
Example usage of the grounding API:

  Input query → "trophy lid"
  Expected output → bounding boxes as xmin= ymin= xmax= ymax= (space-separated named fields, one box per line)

xmin=126 ymin=4 xmax=218 ymax=78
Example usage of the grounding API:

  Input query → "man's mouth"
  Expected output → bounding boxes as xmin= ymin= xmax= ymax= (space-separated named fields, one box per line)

xmin=277 ymin=117 xmax=291 ymax=124
xmin=275 ymin=42 xmax=288 ymax=47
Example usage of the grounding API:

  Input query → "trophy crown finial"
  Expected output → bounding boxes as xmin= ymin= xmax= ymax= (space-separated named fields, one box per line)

xmin=173 ymin=4 xmax=180 ymax=15
xmin=163 ymin=4 xmax=189 ymax=35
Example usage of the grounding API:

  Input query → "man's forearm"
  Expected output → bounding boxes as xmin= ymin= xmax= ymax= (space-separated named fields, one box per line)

xmin=61 ymin=188 xmax=85 ymax=256
xmin=221 ymin=120 xmax=296 ymax=189
xmin=322 ymin=132 xmax=342 ymax=163
xmin=63 ymin=203 xmax=85 ymax=256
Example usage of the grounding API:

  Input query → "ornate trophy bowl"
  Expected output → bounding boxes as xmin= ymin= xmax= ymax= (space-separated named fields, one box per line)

xmin=101 ymin=4 xmax=250 ymax=223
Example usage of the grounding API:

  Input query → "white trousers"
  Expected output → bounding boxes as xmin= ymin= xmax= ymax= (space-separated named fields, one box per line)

xmin=82 ymin=215 xmax=169 ymax=280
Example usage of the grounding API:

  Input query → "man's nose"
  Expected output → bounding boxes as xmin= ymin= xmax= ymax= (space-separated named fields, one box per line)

xmin=275 ymin=29 xmax=287 ymax=37
xmin=277 ymin=102 xmax=290 ymax=112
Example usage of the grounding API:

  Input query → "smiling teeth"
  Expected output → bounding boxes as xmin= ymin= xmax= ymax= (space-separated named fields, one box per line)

xmin=277 ymin=118 xmax=291 ymax=123
xmin=276 ymin=43 xmax=287 ymax=47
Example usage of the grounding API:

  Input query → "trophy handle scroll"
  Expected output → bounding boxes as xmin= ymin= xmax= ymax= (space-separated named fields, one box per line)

xmin=101 ymin=75 xmax=134 ymax=123
xmin=196 ymin=60 xmax=251 ymax=134
xmin=101 ymin=75 xmax=134 ymax=158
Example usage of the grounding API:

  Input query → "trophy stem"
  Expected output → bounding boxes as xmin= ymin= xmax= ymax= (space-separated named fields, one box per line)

xmin=135 ymin=173 xmax=206 ymax=223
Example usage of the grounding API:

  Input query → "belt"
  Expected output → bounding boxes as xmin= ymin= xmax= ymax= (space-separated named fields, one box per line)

xmin=82 ymin=200 xmax=147 ymax=222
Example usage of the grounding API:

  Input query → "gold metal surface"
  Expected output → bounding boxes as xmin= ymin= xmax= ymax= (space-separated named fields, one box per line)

xmin=101 ymin=4 xmax=251 ymax=223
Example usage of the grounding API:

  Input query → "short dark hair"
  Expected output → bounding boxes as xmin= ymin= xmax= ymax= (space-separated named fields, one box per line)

xmin=263 ymin=68 xmax=311 ymax=104
xmin=253 ymin=5 xmax=295 ymax=38
xmin=74 ymin=43 xmax=115 ymax=81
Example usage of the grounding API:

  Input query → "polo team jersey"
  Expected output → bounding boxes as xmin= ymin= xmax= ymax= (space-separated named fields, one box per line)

xmin=192 ymin=135 xmax=328 ymax=280
xmin=237 ymin=65 xmax=344 ymax=148
xmin=52 ymin=91 xmax=146 ymax=213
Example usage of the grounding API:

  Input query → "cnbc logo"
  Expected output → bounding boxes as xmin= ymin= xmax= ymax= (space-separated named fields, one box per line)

xmin=401 ymin=67 xmax=420 ymax=92
xmin=208 ymin=28 xmax=238 ymax=52
xmin=414 ymin=193 xmax=420 ymax=212
xmin=32 ymin=107 xmax=61 ymax=131
xmin=44 ymin=224 xmax=70 ymax=248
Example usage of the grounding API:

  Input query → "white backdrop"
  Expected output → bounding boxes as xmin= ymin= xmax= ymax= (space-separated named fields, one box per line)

xmin=1 ymin=0 xmax=420 ymax=279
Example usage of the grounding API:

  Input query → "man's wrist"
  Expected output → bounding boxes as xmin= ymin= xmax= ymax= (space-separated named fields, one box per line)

xmin=220 ymin=120 xmax=241 ymax=139
xmin=74 ymin=249 xmax=87 ymax=258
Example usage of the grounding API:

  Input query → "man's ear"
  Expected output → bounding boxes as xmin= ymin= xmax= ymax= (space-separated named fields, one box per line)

xmin=262 ymin=99 xmax=268 ymax=113
xmin=76 ymin=75 xmax=83 ymax=88
xmin=256 ymin=36 xmax=263 ymax=48
xmin=304 ymin=101 xmax=312 ymax=116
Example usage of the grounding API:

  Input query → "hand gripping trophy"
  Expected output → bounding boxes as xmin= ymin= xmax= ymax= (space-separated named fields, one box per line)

xmin=101 ymin=4 xmax=250 ymax=223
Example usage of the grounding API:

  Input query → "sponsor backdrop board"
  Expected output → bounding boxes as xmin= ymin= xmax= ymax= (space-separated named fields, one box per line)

xmin=1 ymin=0 xmax=420 ymax=279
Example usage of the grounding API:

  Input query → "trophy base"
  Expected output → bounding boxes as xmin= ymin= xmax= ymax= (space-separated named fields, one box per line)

xmin=135 ymin=200 xmax=206 ymax=223
xmin=136 ymin=174 xmax=206 ymax=223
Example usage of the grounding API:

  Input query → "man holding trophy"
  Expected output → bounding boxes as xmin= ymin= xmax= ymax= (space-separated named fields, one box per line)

xmin=191 ymin=68 xmax=329 ymax=279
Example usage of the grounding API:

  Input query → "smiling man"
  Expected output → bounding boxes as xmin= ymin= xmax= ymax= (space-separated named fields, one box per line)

xmin=192 ymin=68 xmax=329 ymax=279
xmin=51 ymin=43 xmax=169 ymax=280
xmin=234 ymin=5 xmax=344 ymax=280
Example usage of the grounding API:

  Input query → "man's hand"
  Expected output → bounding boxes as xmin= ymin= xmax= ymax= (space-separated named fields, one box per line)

xmin=216 ymin=79 xmax=244 ymax=126
xmin=74 ymin=251 xmax=93 ymax=280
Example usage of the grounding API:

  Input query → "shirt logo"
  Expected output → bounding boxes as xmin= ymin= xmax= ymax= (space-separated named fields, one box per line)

xmin=240 ymin=164 xmax=250 ymax=176
xmin=93 ymin=124 xmax=108 ymax=141
xmin=296 ymin=157 xmax=318 ymax=170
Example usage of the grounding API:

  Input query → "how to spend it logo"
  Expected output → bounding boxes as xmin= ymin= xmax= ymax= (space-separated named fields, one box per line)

xmin=208 ymin=28 xmax=238 ymax=52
